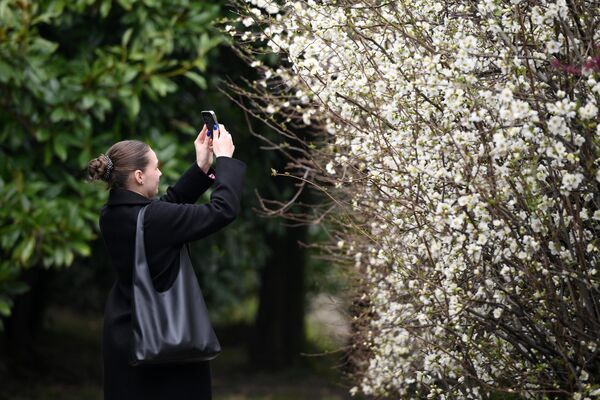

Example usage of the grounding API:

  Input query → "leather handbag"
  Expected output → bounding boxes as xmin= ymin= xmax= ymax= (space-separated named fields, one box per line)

xmin=129 ymin=205 xmax=221 ymax=366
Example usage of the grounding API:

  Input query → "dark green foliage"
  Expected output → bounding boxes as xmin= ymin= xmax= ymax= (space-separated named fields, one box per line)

xmin=0 ymin=0 xmax=223 ymax=326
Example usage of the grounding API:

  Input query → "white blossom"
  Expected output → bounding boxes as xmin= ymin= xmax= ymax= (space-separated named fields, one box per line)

xmin=546 ymin=40 xmax=561 ymax=54
xmin=562 ymin=173 xmax=584 ymax=191
xmin=579 ymin=101 xmax=598 ymax=120
xmin=234 ymin=0 xmax=600 ymax=397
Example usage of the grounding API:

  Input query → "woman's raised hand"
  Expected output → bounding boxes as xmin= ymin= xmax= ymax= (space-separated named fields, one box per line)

xmin=194 ymin=125 xmax=213 ymax=174
xmin=211 ymin=124 xmax=235 ymax=158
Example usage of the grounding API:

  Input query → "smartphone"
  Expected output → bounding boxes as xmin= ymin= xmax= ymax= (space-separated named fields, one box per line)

xmin=201 ymin=110 xmax=219 ymax=138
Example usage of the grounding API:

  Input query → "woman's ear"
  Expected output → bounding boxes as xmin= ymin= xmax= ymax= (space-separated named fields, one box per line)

xmin=134 ymin=169 xmax=144 ymax=185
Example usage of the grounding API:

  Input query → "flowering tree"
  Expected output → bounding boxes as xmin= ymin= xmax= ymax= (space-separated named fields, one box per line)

xmin=229 ymin=0 xmax=600 ymax=397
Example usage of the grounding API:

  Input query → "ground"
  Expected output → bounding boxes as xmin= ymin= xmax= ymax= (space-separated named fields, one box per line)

xmin=1 ymin=296 xmax=357 ymax=400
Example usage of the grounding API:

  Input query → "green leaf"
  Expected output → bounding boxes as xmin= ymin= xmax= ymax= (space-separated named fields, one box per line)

xmin=34 ymin=128 xmax=51 ymax=142
xmin=122 ymin=27 xmax=133 ymax=47
xmin=50 ymin=108 xmax=70 ymax=122
xmin=0 ymin=60 xmax=15 ymax=83
xmin=128 ymin=94 xmax=140 ymax=118
xmin=65 ymin=250 xmax=74 ymax=266
xmin=78 ymin=147 xmax=92 ymax=170
xmin=29 ymin=38 xmax=58 ymax=55
xmin=72 ymin=241 xmax=91 ymax=257
xmin=1 ymin=230 xmax=20 ymax=249
xmin=149 ymin=76 xmax=177 ymax=97
xmin=193 ymin=57 xmax=207 ymax=72
xmin=53 ymin=137 xmax=67 ymax=161
xmin=121 ymin=67 xmax=138 ymax=83
xmin=100 ymin=0 xmax=112 ymax=18
xmin=0 ymin=299 xmax=11 ymax=317
xmin=0 ymin=2 xmax=15 ymax=25
xmin=117 ymin=0 xmax=133 ymax=10
xmin=184 ymin=71 xmax=207 ymax=89
xmin=54 ymin=247 xmax=65 ymax=267
xmin=81 ymin=94 xmax=95 ymax=110
xmin=19 ymin=237 xmax=36 ymax=264
xmin=42 ymin=256 xmax=53 ymax=268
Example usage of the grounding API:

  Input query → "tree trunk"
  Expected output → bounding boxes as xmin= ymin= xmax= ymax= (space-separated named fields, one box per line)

xmin=249 ymin=224 xmax=307 ymax=369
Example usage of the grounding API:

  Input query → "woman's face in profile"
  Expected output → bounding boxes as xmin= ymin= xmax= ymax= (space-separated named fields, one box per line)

xmin=143 ymin=149 xmax=162 ymax=197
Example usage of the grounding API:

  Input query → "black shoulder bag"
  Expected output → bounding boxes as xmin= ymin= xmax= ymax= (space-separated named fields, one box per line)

xmin=129 ymin=204 xmax=221 ymax=366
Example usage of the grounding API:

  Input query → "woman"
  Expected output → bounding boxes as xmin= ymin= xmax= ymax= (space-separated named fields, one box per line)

xmin=87 ymin=124 xmax=246 ymax=400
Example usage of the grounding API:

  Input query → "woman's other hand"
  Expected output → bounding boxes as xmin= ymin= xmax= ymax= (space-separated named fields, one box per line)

xmin=212 ymin=124 xmax=235 ymax=158
xmin=195 ymin=125 xmax=213 ymax=174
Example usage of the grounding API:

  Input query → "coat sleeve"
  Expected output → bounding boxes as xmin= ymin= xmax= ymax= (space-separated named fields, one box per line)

xmin=159 ymin=162 xmax=216 ymax=204
xmin=145 ymin=156 xmax=247 ymax=246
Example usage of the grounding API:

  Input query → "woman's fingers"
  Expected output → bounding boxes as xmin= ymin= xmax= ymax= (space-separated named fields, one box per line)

xmin=213 ymin=124 xmax=222 ymax=139
xmin=211 ymin=123 xmax=235 ymax=157
xmin=215 ymin=124 xmax=231 ymax=140
xmin=196 ymin=125 xmax=208 ymax=144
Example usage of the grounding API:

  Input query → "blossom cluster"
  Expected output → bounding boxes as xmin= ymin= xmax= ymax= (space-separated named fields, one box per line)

xmin=232 ymin=0 xmax=600 ymax=397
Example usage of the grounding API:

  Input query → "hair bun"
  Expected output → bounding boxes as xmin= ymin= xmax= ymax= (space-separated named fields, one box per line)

xmin=87 ymin=153 xmax=112 ymax=182
xmin=86 ymin=140 xmax=150 ymax=190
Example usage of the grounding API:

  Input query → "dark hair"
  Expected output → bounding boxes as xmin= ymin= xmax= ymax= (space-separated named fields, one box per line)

xmin=87 ymin=140 xmax=151 ymax=189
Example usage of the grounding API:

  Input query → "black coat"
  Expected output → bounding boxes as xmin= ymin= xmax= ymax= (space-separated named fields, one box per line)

xmin=99 ymin=156 xmax=246 ymax=400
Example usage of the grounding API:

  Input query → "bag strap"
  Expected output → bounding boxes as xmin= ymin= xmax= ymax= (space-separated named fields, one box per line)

xmin=133 ymin=205 xmax=152 ymax=290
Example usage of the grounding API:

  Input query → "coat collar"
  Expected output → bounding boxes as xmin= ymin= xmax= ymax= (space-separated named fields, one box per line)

xmin=106 ymin=188 xmax=153 ymax=206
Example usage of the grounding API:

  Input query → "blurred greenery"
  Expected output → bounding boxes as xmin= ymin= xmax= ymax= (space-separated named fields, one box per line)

xmin=0 ymin=0 xmax=224 ymax=326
